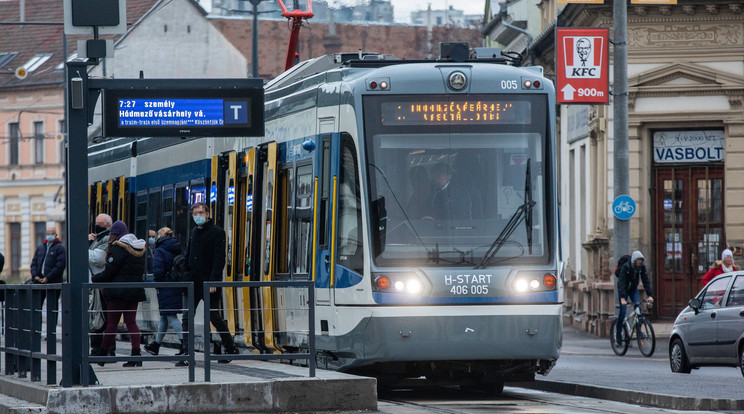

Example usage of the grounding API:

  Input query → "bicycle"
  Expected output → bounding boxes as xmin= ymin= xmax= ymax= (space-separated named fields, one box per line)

xmin=610 ymin=300 xmax=656 ymax=357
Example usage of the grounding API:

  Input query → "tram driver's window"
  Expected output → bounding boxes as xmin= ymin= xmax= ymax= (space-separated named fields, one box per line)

xmin=337 ymin=134 xmax=363 ymax=273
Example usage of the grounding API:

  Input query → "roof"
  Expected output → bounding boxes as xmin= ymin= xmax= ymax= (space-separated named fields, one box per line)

xmin=211 ymin=18 xmax=483 ymax=79
xmin=0 ymin=0 xmax=165 ymax=90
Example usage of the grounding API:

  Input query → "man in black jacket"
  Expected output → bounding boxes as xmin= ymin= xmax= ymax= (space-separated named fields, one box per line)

xmin=29 ymin=226 xmax=66 ymax=325
xmin=183 ymin=203 xmax=239 ymax=358
xmin=616 ymin=250 xmax=654 ymax=345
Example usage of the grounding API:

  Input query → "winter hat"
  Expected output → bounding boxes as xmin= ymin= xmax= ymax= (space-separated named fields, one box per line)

xmin=722 ymin=249 xmax=733 ymax=260
xmin=110 ymin=220 xmax=128 ymax=236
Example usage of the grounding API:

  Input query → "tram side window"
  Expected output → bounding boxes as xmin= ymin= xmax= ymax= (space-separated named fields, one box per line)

xmin=337 ymin=134 xmax=364 ymax=273
xmin=275 ymin=167 xmax=294 ymax=277
xmin=135 ymin=191 xmax=148 ymax=241
xmin=148 ymin=188 xmax=161 ymax=238
xmin=174 ymin=184 xmax=189 ymax=249
xmin=162 ymin=185 xmax=174 ymax=230
xmin=294 ymin=164 xmax=313 ymax=276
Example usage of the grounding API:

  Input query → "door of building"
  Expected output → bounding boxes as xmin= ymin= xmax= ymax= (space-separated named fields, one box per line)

xmin=654 ymin=167 xmax=724 ymax=318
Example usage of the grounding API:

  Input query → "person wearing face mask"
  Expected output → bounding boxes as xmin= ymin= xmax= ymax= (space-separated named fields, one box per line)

xmin=145 ymin=229 xmax=157 ymax=277
xmin=702 ymin=248 xmax=740 ymax=286
xmin=182 ymin=202 xmax=239 ymax=361
xmin=88 ymin=214 xmax=113 ymax=356
xmin=29 ymin=225 xmax=67 ymax=322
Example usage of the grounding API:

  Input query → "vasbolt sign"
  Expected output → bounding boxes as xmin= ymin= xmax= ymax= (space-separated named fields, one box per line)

xmin=556 ymin=28 xmax=609 ymax=104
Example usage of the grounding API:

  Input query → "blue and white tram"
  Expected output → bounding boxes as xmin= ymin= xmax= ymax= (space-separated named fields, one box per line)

xmin=88 ymin=46 xmax=562 ymax=389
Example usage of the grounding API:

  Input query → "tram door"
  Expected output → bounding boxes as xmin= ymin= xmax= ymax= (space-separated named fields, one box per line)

xmin=209 ymin=155 xmax=231 ymax=336
xmin=314 ymin=134 xmax=339 ymax=311
xmin=222 ymin=152 xmax=241 ymax=335
xmin=240 ymin=148 xmax=262 ymax=350
xmin=116 ymin=176 xmax=127 ymax=224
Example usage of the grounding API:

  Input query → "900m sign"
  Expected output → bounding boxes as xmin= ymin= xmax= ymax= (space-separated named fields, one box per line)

xmin=445 ymin=274 xmax=492 ymax=295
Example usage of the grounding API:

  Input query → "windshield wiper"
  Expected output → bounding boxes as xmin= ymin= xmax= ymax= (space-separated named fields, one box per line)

xmin=427 ymin=243 xmax=475 ymax=265
xmin=475 ymin=199 xmax=536 ymax=270
xmin=524 ymin=159 xmax=533 ymax=255
xmin=368 ymin=163 xmax=427 ymax=249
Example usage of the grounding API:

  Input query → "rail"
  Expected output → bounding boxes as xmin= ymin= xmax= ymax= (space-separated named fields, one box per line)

xmin=0 ymin=283 xmax=65 ymax=385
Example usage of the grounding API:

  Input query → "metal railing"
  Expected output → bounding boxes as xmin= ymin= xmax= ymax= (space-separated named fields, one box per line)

xmin=81 ymin=282 xmax=196 ymax=386
xmin=203 ymin=280 xmax=316 ymax=381
xmin=1 ymin=280 xmax=316 ymax=387
xmin=0 ymin=283 xmax=65 ymax=385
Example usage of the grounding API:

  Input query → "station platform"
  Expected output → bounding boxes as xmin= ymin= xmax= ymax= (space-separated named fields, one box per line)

xmin=0 ymin=340 xmax=377 ymax=414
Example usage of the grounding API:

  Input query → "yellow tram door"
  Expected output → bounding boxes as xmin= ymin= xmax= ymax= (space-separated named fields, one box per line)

xmin=95 ymin=182 xmax=103 ymax=217
xmin=223 ymin=152 xmax=240 ymax=336
xmin=240 ymin=148 xmax=260 ymax=351
xmin=259 ymin=142 xmax=281 ymax=353
xmin=117 ymin=176 xmax=127 ymax=224
xmin=105 ymin=179 xmax=114 ymax=216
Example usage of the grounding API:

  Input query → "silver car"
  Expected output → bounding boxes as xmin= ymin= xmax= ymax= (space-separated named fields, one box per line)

xmin=669 ymin=272 xmax=744 ymax=377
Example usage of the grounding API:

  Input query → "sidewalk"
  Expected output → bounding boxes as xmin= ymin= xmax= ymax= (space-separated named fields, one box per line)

xmin=0 ymin=340 xmax=377 ymax=414
xmin=517 ymin=326 xmax=744 ymax=411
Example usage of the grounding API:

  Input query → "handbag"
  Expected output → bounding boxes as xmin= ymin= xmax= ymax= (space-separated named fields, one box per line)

xmin=89 ymin=288 xmax=105 ymax=331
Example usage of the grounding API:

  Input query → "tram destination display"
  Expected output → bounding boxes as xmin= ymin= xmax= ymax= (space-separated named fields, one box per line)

xmin=381 ymin=99 xmax=531 ymax=126
xmin=103 ymin=79 xmax=264 ymax=137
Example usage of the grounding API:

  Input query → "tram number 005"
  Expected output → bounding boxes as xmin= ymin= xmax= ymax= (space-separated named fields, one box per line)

xmin=450 ymin=285 xmax=489 ymax=295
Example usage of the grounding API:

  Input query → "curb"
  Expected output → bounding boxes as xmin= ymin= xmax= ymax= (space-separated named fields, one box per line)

xmin=518 ymin=379 xmax=744 ymax=411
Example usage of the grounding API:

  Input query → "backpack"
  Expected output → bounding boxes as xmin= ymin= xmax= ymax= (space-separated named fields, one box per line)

xmin=614 ymin=254 xmax=631 ymax=278
xmin=169 ymin=254 xmax=186 ymax=281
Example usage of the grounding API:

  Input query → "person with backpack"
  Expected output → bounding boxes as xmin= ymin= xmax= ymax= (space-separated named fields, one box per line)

xmin=615 ymin=251 xmax=654 ymax=346
xmin=144 ymin=227 xmax=187 ymax=366
xmin=701 ymin=248 xmax=740 ymax=286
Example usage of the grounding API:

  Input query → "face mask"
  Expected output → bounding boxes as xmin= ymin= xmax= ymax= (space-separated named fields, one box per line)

xmin=46 ymin=235 xmax=55 ymax=243
xmin=148 ymin=237 xmax=156 ymax=245
xmin=193 ymin=216 xmax=207 ymax=226
xmin=95 ymin=225 xmax=107 ymax=234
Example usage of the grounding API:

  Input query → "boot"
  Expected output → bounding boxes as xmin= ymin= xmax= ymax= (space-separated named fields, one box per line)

xmin=90 ymin=348 xmax=108 ymax=367
xmin=123 ymin=349 xmax=143 ymax=367
xmin=175 ymin=339 xmax=188 ymax=367
xmin=175 ymin=339 xmax=187 ymax=356
xmin=144 ymin=341 xmax=160 ymax=355
xmin=218 ymin=344 xmax=239 ymax=364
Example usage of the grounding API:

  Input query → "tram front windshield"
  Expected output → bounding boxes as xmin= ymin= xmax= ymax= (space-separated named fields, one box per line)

xmin=364 ymin=94 xmax=551 ymax=267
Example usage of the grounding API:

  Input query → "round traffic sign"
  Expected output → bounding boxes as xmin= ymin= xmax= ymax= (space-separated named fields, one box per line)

xmin=613 ymin=195 xmax=636 ymax=220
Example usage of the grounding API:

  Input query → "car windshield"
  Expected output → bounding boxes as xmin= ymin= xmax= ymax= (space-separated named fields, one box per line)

xmin=364 ymin=94 xmax=551 ymax=267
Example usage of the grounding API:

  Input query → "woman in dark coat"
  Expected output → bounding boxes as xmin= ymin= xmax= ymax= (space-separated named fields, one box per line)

xmin=144 ymin=228 xmax=187 ymax=365
xmin=92 ymin=221 xmax=146 ymax=367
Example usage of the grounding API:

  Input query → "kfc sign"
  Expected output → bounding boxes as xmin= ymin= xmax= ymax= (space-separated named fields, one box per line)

xmin=556 ymin=28 xmax=609 ymax=104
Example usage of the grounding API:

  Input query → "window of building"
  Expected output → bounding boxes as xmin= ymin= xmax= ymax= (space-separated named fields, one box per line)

xmin=58 ymin=119 xmax=65 ymax=163
xmin=10 ymin=223 xmax=21 ymax=275
xmin=0 ymin=52 xmax=18 ymax=70
xmin=34 ymin=222 xmax=46 ymax=248
xmin=34 ymin=121 xmax=44 ymax=164
xmin=22 ymin=53 xmax=53 ymax=73
xmin=9 ymin=122 xmax=19 ymax=165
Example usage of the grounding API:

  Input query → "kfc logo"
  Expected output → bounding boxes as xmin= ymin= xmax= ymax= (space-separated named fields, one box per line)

xmin=563 ymin=36 xmax=604 ymax=79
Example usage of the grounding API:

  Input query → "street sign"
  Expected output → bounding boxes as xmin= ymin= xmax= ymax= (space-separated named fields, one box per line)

xmin=558 ymin=0 xmax=604 ymax=3
xmin=556 ymin=28 xmax=609 ymax=105
xmin=612 ymin=195 xmax=636 ymax=221
xmin=631 ymin=0 xmax=676 ymax=4
xmin=63 ymin=0 xmax=127 ymax=35
xmin=102 ymin=79 xmax=264 ymax=137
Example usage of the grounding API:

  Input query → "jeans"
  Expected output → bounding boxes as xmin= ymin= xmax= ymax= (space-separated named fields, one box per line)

xmin=156 ymin=314 xmax=183 ymax=343
xmin=617 ymin=288 xmax=641 ymax=340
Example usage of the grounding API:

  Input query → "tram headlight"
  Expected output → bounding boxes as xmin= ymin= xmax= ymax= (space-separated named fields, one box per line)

xmin=406 ymin=279 xmax=422 ymax=294
xmin=394 ymin=280 xmax=405 ymax=291
xmin=372 ymin=272 xmax=428 ymax=296
xmin=529 ymin=279 xmax=541 ymax=290
xmin=514 ymin=279 xmax=529 ymax=293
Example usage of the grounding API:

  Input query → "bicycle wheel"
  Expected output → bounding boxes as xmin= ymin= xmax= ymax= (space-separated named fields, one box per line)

xmin=610 ymin=319 xmax=630 ymax=356
xmin=636 ymin=319 xmax=656 ymax=357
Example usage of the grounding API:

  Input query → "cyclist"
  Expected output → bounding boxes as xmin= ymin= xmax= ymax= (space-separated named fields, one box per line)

xmin=616 ymin=251 xmax=654 ymax=345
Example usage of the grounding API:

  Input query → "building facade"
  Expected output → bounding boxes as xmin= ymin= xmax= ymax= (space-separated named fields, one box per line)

xmin=0 ymin=0 xmax=246 ymax=281
xmin=485 ymin=0 xmax=744 ymax=335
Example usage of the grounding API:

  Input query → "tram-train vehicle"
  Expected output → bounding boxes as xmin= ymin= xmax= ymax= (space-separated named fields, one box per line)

xmin=88 ymin=44 xmax=562 ymax=390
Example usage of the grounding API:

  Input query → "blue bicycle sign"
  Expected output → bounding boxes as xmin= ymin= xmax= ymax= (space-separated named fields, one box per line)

xmin=613 ymin=195 xmax=636 ymax=220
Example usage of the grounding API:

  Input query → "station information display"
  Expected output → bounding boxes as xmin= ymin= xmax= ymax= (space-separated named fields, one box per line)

xmin=103 ymin=80 xmax=264 ymax=137
xmin=381 ymin=99 xmax=531 ymax=126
